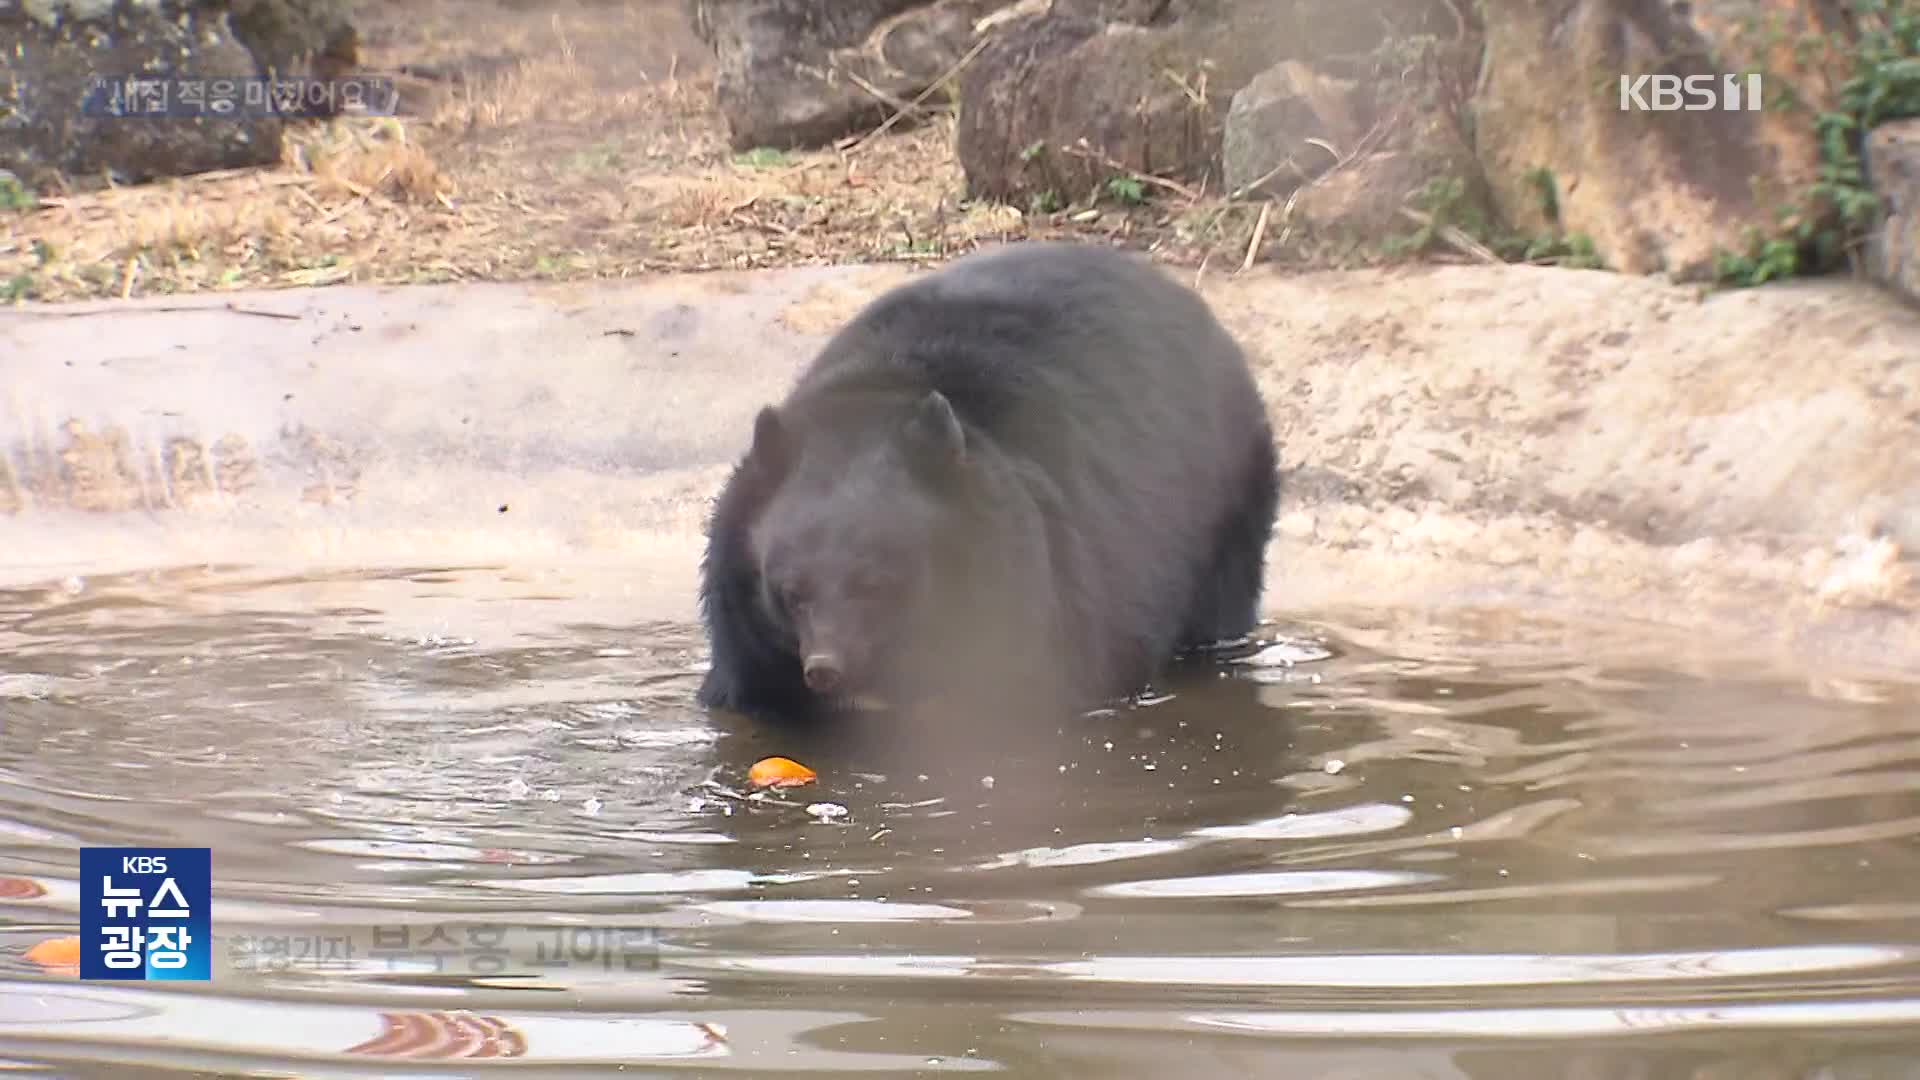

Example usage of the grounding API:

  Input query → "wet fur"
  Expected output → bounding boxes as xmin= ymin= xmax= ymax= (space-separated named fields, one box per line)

xmin=697 ymin=241 xmax=1281 ymax=720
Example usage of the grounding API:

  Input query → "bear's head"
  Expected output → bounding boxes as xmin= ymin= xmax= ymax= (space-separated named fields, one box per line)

xmin=741 ymin=389 xmax=977 ymax=709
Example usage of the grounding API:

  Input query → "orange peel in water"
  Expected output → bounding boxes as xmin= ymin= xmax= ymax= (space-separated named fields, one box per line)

xmin=748 ymin=756 xmax=817 ymax=789
xmin=26 ymin=935 xmax=81 ymax=968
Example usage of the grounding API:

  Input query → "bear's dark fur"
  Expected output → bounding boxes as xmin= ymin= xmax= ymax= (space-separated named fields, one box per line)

xmin=696 ymin=241 xmax=1280 ymax=721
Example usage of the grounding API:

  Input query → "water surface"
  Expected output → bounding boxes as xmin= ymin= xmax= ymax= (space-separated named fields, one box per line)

xmin=3 ymin=564 xmax=1920 ymax=1077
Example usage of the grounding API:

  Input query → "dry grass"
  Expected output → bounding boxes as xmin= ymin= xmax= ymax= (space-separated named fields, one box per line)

xmin=0 ymin=0 xmax=1387 ymax=304
xmin=4 ymin=121 xmax=458 ymax=298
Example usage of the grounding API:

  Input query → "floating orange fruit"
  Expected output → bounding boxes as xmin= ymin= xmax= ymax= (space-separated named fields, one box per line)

xmin=26 ymin=936 xmax=81 ymax=968
xmin=748 ymin=756 xmax=817 ymax=789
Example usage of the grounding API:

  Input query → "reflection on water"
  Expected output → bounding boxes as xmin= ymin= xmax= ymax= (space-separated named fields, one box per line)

xmin=3 ymin=564 xmax=1920 ymax=1077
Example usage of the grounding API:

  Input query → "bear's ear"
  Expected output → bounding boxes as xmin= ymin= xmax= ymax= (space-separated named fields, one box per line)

xmin=746 ymin=406 xmax=793 ymax=474
xmin=903 ymin=390 xmax=966 ymax=473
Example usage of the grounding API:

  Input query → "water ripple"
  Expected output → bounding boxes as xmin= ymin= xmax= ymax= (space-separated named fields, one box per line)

xmin=1013 ymin=998 xmax=1920 ymax=1039
xmin=4 ymin=564 xmax=1920 ymax=1074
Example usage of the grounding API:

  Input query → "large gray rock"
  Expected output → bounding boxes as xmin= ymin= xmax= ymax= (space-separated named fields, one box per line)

xmin=226 ymin=0 xmax=359 ymax=86
xmin=1223 ymin=60 xmax=1372 ymax=199
xmin=956 ymin=15 xmax=1204 ymax=204
xmin=1283 ymin=44 xmax=1489 ymax=243
xmin=686 ymin=0 xmax=1019 ymax=152
xmin=2 ymin=1 xmax=282 ymax=189
xmin=0 ymin=0 xmax=361 ymax=191
xmin=1293 ymin=107 xmax=1487 ymax=243
xmin=1473 ymin=0 xmax=1850 ymax=280
xmin=1866 ymin=119 xmax=1920 ymax=309
xmin=956 ymin=0 xmax=1448 ymax=205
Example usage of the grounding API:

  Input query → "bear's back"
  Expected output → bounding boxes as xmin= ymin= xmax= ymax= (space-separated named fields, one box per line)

xmin=791 ymin=242 xmax=1249 ymax=429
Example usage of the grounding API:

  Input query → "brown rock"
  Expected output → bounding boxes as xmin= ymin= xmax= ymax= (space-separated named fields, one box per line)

xmin=1474 ymin=0 xmax=1853 ymax=280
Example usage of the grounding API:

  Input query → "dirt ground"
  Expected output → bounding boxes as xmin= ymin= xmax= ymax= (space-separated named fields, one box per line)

xmin=0 ymin=0 xmax=1360 ymax=303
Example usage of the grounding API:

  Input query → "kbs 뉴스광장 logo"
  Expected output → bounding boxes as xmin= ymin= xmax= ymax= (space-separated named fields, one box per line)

xmin=79 ymin=847 xmax=212 ymax=981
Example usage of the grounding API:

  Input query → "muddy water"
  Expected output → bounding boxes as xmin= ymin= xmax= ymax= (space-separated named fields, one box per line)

xmin=2 ymin=564 xmax=1920 ymax=1077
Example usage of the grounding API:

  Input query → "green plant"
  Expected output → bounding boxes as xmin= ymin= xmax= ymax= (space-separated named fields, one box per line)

xmin=1502 ymin=168 xmax=1606 ymax=267
xmin=1105 ymin=175 xmax=1147 ymax=205
xmin=895 ymin=226 xmax=941 ymax=256
xmin=1383 ymin=175 xmax=1496 ymax=255
xmin=1716 ymin=0 xmax=1920 ymax=285
xmin=570 ymin=142 xmax=625 ymax=171
xmin=0 ymin=171 xmax=35 ymax=212
xmin=1372 ymin=33 xmax=1448 ymax=79
xmin=1027 ymin=188 xmax=1061 ymax=214
xmin=1381 ymin=170 xmax=1608 ymax=269
xmin=1520 ymin=230 xmax=1606 ymax=269
xmin=1842 ymin=0 xmax=1920 ymax=128
xmin=732 ymin=147 xmax=792 ymax=168
xmin=1524 ymin=165 xmax=1561 ymax=225
xmin=1714 ymin=229 xmax=1803 ymax=285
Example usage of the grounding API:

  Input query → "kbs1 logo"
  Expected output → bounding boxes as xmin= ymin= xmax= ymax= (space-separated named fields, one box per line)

xmin=79 ymin=848 xmax=212 ymax=981
xmin=1619 ymin=73 xmax=1763 ymax=112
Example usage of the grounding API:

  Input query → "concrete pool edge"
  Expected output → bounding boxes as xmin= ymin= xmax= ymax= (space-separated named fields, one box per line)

xmin=2 ymin=259 xmax=1916 ymax=679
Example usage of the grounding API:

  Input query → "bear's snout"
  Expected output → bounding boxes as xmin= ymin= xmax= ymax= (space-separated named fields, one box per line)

xmin=802 ymin=652 xmax=844 ymax=694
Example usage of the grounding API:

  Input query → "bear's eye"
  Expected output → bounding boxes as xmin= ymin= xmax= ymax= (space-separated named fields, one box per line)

xmin=777 ymin=583 xmax=810 ymax=613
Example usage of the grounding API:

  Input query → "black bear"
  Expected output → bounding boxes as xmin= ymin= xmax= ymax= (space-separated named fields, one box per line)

xmin=696 ymin=241 xmax=1280 ymax=722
